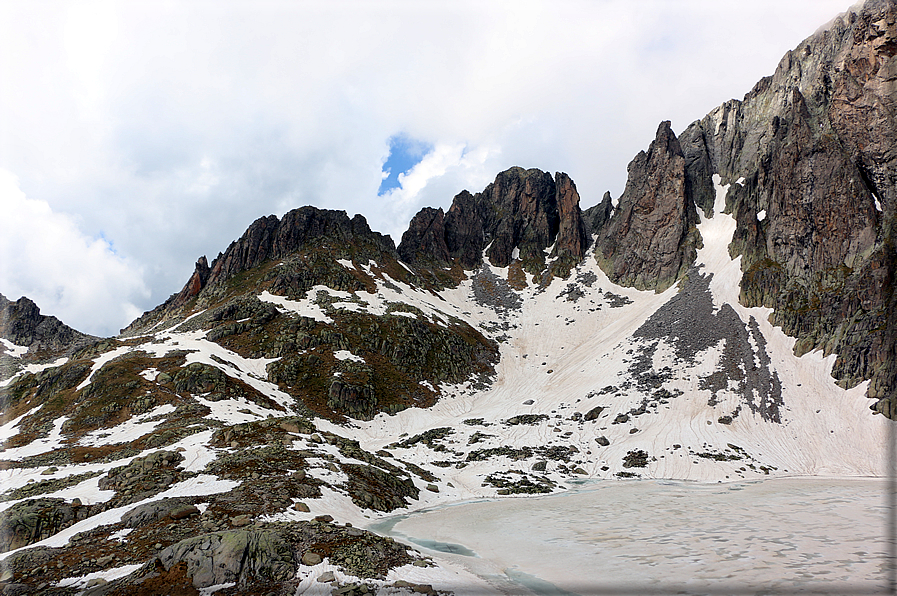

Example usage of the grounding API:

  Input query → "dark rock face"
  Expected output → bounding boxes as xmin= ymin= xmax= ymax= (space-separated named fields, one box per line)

xmin=582 ymin=191 xmax=613 ymax=235
xmin=594 ymin=121 xmax=702 ymax=291
xmin=400 ymin=167 xmax=589 ymax=276
xmin=0 ymin=294 xmax=93 ymax=352
xmin=452 ymin=167 xmax=558 ymax=270
xmin=551 ymin=172 xmax=589 ymax=263
xmin=397 ymin=207 xmax=451 ymax=267
xmin=678 ymin=124 xmax=716 ymax=218
xmin=206 ymin=208 xmax=396 ymax=291
xmin=673 ymin=0 xmax=896 ymax=412
xmin=443 ymin=167 xmax=560 ymax=272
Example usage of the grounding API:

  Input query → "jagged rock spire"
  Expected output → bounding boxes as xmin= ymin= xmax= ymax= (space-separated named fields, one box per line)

xmin=594 ymin=121 xmax=701 ymax=292
xmin=399 ymin=167 xmax=588 ymax=275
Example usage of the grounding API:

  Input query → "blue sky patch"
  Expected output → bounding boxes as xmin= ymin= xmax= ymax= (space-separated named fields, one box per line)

xmin=378 ymin=134 xmax=433 ymax=195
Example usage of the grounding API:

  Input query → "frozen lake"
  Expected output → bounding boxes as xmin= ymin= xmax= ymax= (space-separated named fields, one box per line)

xmin=371 ymin=477 xmax=892 ymax=595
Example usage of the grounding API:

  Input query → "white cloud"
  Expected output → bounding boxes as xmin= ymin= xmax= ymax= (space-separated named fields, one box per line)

xmin=0 ymin=170 xmax=148 ymax=336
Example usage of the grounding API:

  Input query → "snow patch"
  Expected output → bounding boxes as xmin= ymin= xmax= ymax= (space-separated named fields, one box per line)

xmin=78 ymin=404 xmax=177 ymax=447
xmin=258 ymin=290 xmax=333 ymax=324
xmin=0 ymin=474 xmax=240 ymax=560
xmin=0 ymin=356 xmax=69 ymax=388
xmin=0 ymin=338 xmax=28 ymax=358
xmin=757 ymin=210 xmax=766 ymax=221
xmin=0 ymin=406 xmax=41 ymax=444
xmin=55 ymin=564 xmax=143 ymax=590
xmin=109 ymin=528 xmax=133 ymax=542
xmin=334 ymin=350 xmax=365 ymax=363
xmin=77 ymin=346 xmax=132 ymax=391
xmin=194 ymin=395 xmax=284 ymax=423
xmin=199 ymin=583 xmax=237 ymax=595
xmin=0 ymin=416 xmax=70 ymax=460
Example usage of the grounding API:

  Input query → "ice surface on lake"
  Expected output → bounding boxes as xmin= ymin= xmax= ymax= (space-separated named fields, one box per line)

xmin=380 ymin=477 xmax=889 ymax=594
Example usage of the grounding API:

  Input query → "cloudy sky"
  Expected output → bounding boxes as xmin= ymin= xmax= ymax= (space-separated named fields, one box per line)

xmin=1 ymin=0 xmax=855 ymax=337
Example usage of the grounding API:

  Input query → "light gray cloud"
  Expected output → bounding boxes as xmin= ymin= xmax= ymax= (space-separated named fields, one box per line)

xmin=0 ymin=169 xmax=149 ymax=333
xmin=0 ymin=0 xmax=854 ymax=336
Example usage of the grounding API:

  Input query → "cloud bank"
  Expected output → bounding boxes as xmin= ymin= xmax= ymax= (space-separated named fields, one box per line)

xmin=0 ymin=170 xmax=148 ymax=334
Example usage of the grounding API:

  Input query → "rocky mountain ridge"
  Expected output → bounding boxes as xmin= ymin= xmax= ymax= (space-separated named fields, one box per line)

xmin=0 ymin=295 xmax=96 ymax=385
xmin=0 ymin=1 xmax=894 ymax=594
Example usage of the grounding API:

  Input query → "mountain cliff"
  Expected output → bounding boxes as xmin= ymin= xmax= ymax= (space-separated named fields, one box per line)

xmin=0 ymin=2 xmax=894 ymax=594
xmin=679 ymin=2 xmax=896 ymax=412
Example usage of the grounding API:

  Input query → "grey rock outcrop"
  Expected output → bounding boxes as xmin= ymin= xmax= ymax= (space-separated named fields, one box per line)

xmin=0 ymin=498 xmax=91 ymax=553
xmin=594 ymin=121 xmax=702 ymax=291
xmin=156 ymin=529 xmax=296 ymax=589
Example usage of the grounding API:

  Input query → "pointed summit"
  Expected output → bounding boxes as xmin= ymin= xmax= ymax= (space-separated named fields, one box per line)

xmin=400 ymin=167 xmax=588 ymax=278
xmin=594 ymin=121 xmax=701 ymax=291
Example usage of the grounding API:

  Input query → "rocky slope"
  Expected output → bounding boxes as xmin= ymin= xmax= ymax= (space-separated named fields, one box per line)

xmin=0 ymin=2 xmax=894 ymax=594
xmin=0 ymin=295 xmax=97 ymax=385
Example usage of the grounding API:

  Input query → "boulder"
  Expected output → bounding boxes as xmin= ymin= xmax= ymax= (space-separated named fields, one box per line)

xmin=157 ymin=529 xmax=295 ymax=589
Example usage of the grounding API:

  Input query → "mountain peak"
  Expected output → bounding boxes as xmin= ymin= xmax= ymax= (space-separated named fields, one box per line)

xmin=400 ymin=166 xmax=588 ymax=279
xmin=0 ymin=293 xmax=96 ymax=382
xmin=594 ymin=120 xmax=700 ymax=292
